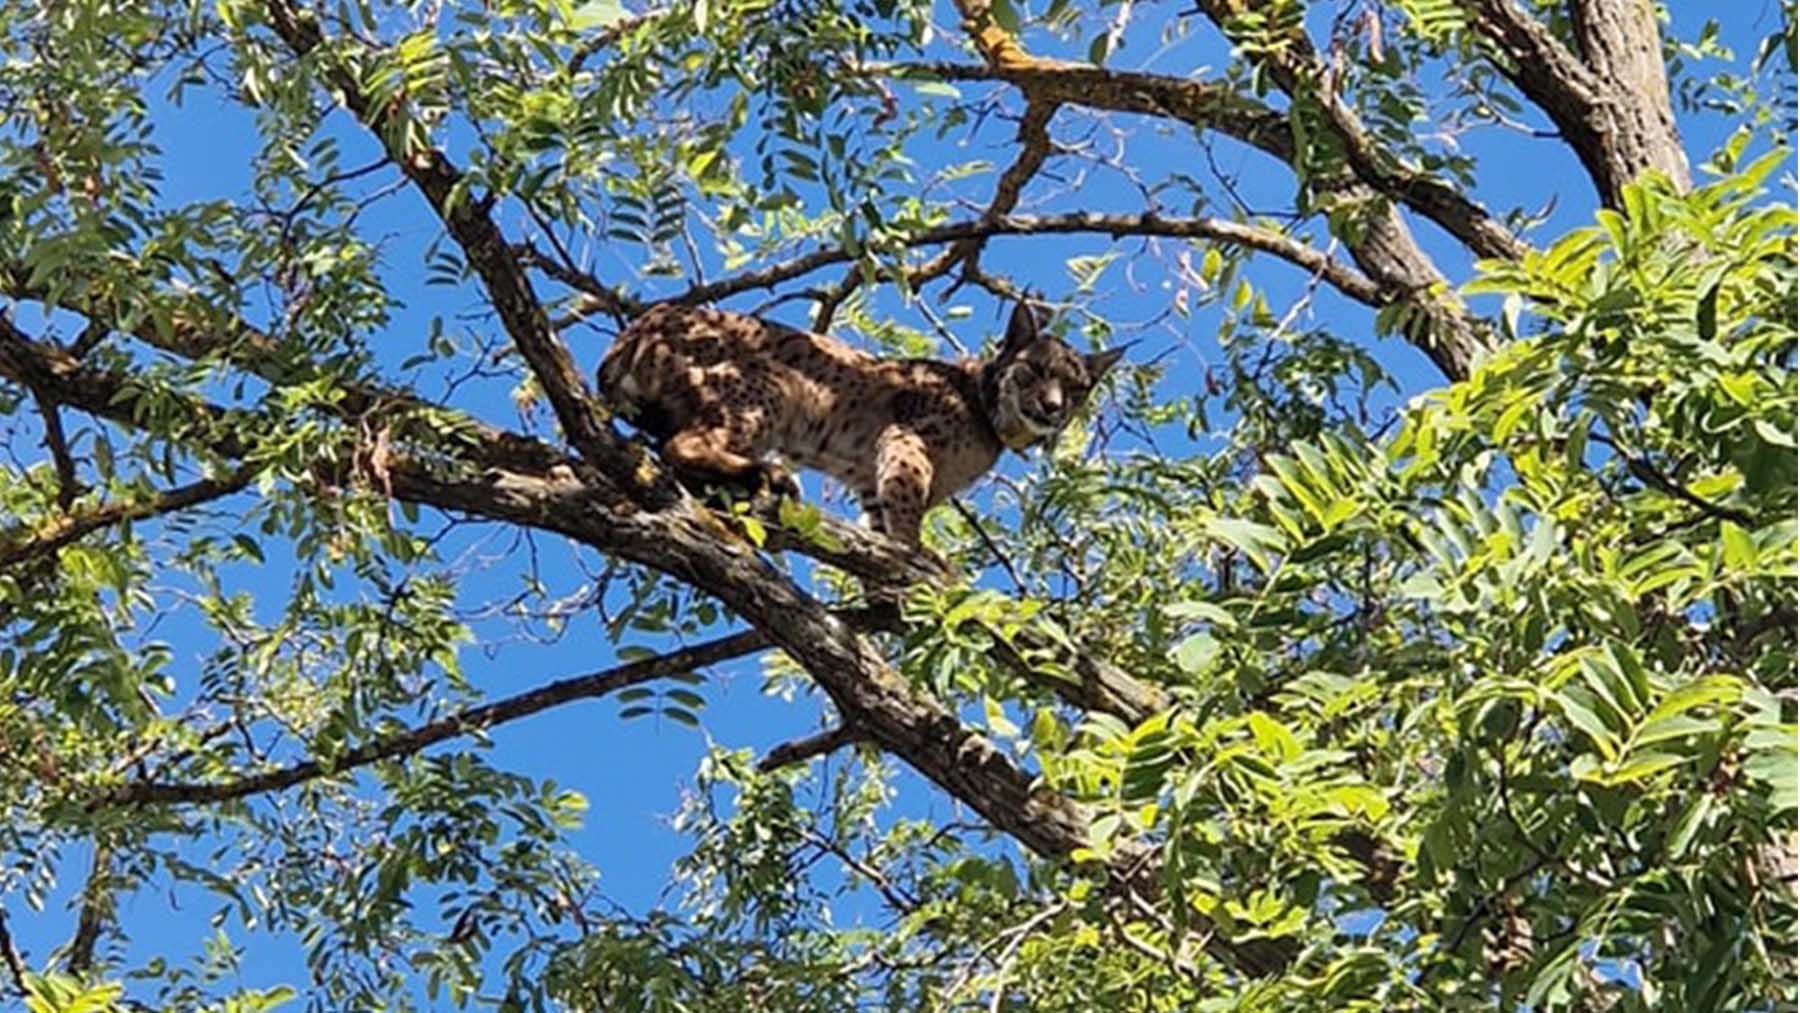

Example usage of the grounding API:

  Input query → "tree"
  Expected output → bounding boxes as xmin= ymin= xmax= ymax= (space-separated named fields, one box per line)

xmin=0 ymin=0 xmax=1792 ymax=1009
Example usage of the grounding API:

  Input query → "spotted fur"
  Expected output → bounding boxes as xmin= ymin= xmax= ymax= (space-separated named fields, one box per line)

xmin=597 ymin=301 xmax=1124 ymax=544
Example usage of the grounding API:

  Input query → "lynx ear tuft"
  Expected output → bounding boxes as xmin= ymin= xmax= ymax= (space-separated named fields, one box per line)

xmin=1086 ymin=344 xmax=1128 ymax=379
xmin=1001 ymin=300 xmax=1046 ymax=354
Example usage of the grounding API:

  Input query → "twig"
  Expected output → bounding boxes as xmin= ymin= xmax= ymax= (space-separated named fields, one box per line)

xmin=0 ymin=906 xmax=27 ymax=997
xmin=30 ymin=385 xmax=81 ymax=510
xmin=799 ymin=827 xmax=918 ymax=913
xmin=568 ymin=10 xmax=664 ymax=74
xmin=757 ymin=723 xmax=862 ymax=772
xmin=939 ymin=900 xmax=1067 ymax=1008
xmin=1623 ymin=456 xmax=1756 ymax=526
xmin=951 ymin=498 xmax=1027 ymax=596
xmin=665 ymin=212 xmax=1383 ymax=312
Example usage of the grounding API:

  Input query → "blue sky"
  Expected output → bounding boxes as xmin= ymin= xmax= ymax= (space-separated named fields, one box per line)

xmin=2 ymin=0 xmax=1785 ymax=1005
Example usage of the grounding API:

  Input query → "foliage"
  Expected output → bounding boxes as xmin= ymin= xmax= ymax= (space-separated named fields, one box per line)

xmin=0 ymin=0 xmax=1791 ymax=1011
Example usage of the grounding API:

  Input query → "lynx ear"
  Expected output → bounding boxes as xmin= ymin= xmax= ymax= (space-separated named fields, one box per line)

xmin=1000 ymin=300 xmax=1045 ymax=355
xmin=1086 ymin=344 xmax=1128 ymax=379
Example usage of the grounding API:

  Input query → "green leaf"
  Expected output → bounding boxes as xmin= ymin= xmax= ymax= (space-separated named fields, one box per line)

xmin=1666 ymin=795 xmax=1711 ymax=860
xmin=1697 ymin=279 xmax=1720 ymax=342
xmin=661 ymin=707 xmax=701 ymax=727
xmin=1205 ymin=516 xmax=1286 ymax=573
xmin=1586 ymin=750 xmax=1687 ymax=785
xmin=1720 ymin=521 xmax=1757 ymax=570
xmin=1173 ymin=631 xmax=1220 ymax=676
xmin=911 ymin=81 xmax=962 ymax=99
xmin=990 ymin=0 xmax=1020 ymax=33
xmin=1247 ymin=712 xmax=1300 ymax=762
xmin=1555 ymin=690 xmax=1621 ymax=761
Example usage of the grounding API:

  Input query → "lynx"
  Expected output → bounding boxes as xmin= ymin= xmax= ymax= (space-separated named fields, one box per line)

xmin=597 ymin=301 xmax=1124 ymax=545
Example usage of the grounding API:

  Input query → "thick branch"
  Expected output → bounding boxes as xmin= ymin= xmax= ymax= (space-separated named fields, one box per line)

xmin=260 ymin=0 xmax=658 ymax=498
xmin=0 ymin=466 xmax=258 ymax=571
xmin=949 ymin=0 xmax=1038 ymax=71
xmin=103 ymin=629 xmax=771 ymax=806
xmin=1459 ymin=0 xmax=1689 ymax=202
xmin=1181 ymin=1 xmax=1525 ymax=261
xmin=880 ymin=59 xmax=1294 ymax=163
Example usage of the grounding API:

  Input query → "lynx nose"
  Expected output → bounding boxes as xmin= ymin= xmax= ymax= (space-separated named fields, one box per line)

xmin=1042 ymin=384 xmax=1064 ymax=414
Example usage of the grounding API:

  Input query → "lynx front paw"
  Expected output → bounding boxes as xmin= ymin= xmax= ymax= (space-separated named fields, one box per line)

xmin=757 ymin=464 xmax=799 ymax=502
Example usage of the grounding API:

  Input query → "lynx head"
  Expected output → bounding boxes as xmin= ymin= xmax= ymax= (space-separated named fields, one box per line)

xmin=982 ymin=302 xmax=1126 ymax=452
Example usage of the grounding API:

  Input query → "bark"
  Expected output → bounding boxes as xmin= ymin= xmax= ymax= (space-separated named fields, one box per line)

xmin=1461 ymin=0 xmax=1690 ymax=203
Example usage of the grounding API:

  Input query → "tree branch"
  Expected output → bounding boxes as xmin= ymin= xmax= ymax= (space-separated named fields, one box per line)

xmin=64 ymin=845 xmax=110 ymax=974
xmin=0 ymin=293 xmax=1282 ymax=976
xmin=758 ymin=724 xmax=863 ymax=772
xmin=668 ymin=212 xmax=1384 ymax=311
xmin=811 ymin=97 xmax=1062 ymax=332
xmin=1457 ymin=0 xmax=1688 ymax=202
xmin=568 ymin=10 xmax=665 ymax=74
xmin=0 ymin=466 xmax=259 ymax=572
xmin=0 ymin=906 xmax=26 ymax=998
xmin=30 ymin=385 xmax=80 ymax=510
xmin=260 ymin=0 xmax=659 ymax=500
xmin=1623 ymin=456 xmax=1756 ymax=527
xmin=875 ymin=59 xmax=1294 ymax=164
xmin=102 ymin=628 xmax=772 ymax=807
xmin=0 ymin=266 xmax=573 ymax=478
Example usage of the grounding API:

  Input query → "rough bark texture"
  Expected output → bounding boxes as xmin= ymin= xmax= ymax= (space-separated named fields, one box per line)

xmin=1463 ymin=0 xmax=1690 ymax=203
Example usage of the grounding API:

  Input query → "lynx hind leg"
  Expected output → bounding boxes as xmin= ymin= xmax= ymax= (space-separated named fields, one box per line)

xmin=659 ymin=393 xmax=795 ymax=503
xmin=661 ymin=427 xmax=761 ymax=491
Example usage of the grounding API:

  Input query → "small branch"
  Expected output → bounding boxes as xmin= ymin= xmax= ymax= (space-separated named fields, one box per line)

xmin=1623 ymin=456 xmax=1756 ymax=527
xmin=67 ymin=318 xmax=109 ymax=358
xmin=0 ymin=466 xmax=260 ymax=572
xmin=0 ymin=906 xmax=27 ymax=997
xmin=814 ymin=97 xmax=1062 ymax=333
xmin=800 ymin=827 xmax=917 ymax=913
xmin=568 ymin=10 xmax=663 ymax=74
xmin=64 ymin=845 xmax=111 ymax=974
xmin=940 ymin=900 xmax=1068 ymax=1008
xmin=516 ymin=242 xmax=645 ymax=326
xmin=668 ymin=212 xmax=1384 ymax=311
xmin=951 ymin=498 xmax=1028 ymax=597
xmin=758 ymin=723 xmax=862 ymax=772
xmin=99 ymin=628 xmax=773 ymax=808
xmin=30 ymin=385 xmax=81 ymax=510
xmin=985 ymin=901 xmax=1066 ymax=1012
